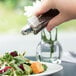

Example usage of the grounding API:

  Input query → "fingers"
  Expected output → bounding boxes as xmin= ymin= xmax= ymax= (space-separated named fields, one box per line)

xmin=34 ymin=0 xmax=53 ymax=16
xmin=46 ymin=13 xmax=69 ymax=31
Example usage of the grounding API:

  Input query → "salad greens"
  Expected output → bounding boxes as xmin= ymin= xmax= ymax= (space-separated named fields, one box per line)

xmin=0 ymin=51 xmax=47 ymax=76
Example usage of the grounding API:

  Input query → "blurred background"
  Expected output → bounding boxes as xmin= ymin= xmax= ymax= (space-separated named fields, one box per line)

xmin=0 ymin=0 xmax=76 ymax=34
xmin=0 ymin=0 xmax=76 ymax=63
xmin=0 ymin=0 xmax=34 ymax=34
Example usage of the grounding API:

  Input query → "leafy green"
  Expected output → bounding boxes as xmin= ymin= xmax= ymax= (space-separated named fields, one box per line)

xmin=2 ymin=53 xmax=13 ymax=63
xmin=3 ymin=69 xmax=12 ymax=75
xmin=10 ymin=63 xmax=24 ymax=75
xmin=42 ymin=64 xmax=47 ymax=71
xmin=23 ymin=64 xmax=32 ymax=75
xmin=0 ymin=51 xmax=47 ymax=75
xmin=14 ymin=56 xmax=26 ymax=64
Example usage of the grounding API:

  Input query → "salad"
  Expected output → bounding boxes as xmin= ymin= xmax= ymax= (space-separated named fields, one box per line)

xmin=0 ymin=51 xmax=47 ymax=76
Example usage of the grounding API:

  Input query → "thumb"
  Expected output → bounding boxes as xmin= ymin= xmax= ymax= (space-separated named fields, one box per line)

xmin=46 ymin=13 xmax=69 ymax=31
xmin=34 ymin=0 xmax=53 ymax=16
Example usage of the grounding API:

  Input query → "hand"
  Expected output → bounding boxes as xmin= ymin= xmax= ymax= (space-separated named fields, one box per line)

xmin=34 ymin=0 xmax=76 ymax=31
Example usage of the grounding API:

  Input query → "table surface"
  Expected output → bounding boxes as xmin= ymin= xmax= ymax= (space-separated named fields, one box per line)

xmin=0 ymin=33 xmax=76 ymax=63
xmin=26 ymin=56 xmax=76 ymax=76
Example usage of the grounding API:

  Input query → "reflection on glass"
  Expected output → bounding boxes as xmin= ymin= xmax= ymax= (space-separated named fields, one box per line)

xmin=36 ymin=28 xmax=62 ymax=64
